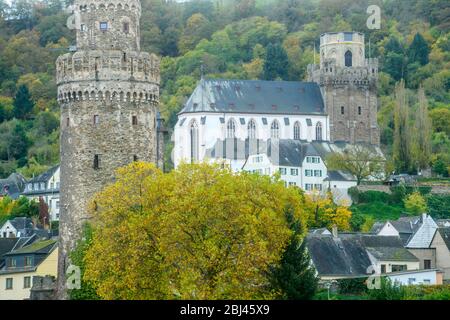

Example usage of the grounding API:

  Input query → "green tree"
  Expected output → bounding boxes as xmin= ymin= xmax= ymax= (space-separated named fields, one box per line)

xmin=269 ymin=210 xmax=318 ymax=300
xmin=263 ymin=43 xmax=289 ymax=81
xmin=13 ymin=84 xmax=34 ymax=120
xmin=412 ymin=88 xmax=432 ymax=171
xmin=408 ymin=33 xmax=430 ymax=66
xmin=383 ymin=37 xmax=405 ymax=81
xmin=325 ymin=144 xmax=385 ymax=185
xmin=393 ymin=80 xmax=413 ymax=173
xmin=404 ymin=192 xmax=428 ymax=215
xmin=69 ymin=224 xmax=101 ymax=300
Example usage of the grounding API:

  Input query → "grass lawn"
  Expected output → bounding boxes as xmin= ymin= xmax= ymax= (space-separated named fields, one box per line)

xmin=350 ymin=201 xmax=406 ymax=221
xmin=313 ymin=291 xmax=369 ymax=300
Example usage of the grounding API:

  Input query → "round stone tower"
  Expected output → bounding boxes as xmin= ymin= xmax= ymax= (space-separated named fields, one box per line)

xmin=56 ymin=0 xmax=160 ymax=297
xmin=308 ymin=32 xmax=380 ymax=146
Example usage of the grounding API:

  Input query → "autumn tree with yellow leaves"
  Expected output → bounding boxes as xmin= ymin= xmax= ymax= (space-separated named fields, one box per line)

xmin=83 ymin=162 xmax=309 ymax=300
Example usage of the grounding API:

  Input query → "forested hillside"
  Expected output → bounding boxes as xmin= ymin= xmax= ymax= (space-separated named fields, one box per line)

xmin=0 ymin=0 xmax=448 ymax=177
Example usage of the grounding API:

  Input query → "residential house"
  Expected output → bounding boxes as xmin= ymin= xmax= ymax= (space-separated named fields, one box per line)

xmin=430 ymin=228 xmax=450 ymax=282
xmin=21 ymin=166 xmax=60 ymax=222
xmin=240 ymin=140 xmax=358 ymax=203
xmin=0 ymin=173 xmax=27 ymax=200
xmin=306 ymin=228 xmax=425 ymax=281
xmin=0 ymin=240 xmax=58 ymax=300
xmin=0 ymin=218 xmax=34 ymax=239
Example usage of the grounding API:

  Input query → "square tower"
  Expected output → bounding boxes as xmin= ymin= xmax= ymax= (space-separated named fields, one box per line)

xmin=308 ymin=32 xmax=380 ymax=146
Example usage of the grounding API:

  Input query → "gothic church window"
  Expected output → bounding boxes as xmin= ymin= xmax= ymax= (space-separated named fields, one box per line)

xmin=190 ymin=120 xmax=199 ymax=163
xmin=358 ymin=106 xmax=362 ymax=115
xmin=316 ymin=122 xmax=323 ymax=141
xmin=293 ymin=121 xmax=301 ymax=140
xmin=227 ymin=119 xmax=236 ymax=138
xmin=341 ymin=106 xmax=345 ymax=115
xmin=345 ymin=50 xmax=352 ymax=67
xmin=248 ymin=120 xmax=256 ymax=139
xmin=271 ymin=120 xmax=280 ymax=139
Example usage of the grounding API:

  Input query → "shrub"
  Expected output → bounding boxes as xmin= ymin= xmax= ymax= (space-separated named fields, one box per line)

xmin=337 ymin=278 xmax=368 ymax=295
xmin=367 ymin=278 xmax=406 ymax=300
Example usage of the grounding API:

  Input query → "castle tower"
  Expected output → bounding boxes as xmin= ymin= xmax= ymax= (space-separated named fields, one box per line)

xmin=308 ymin=32 xmax=380 ymax=145
xmin=55 ymin=0 xmax=160 ymax=297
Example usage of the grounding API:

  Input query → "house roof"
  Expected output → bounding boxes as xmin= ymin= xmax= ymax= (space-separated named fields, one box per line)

xmin=4 ymin=239 xmax=56 ymax=256
xmin=9 ymin=217 xmax=34 ymax=231
xmin=306 ymin=234 xmax=372 ymax=277
xmin=0 ymin=238 xmax=19 ymax=258
xmin=437 ymin=228 xmax=450 ymax=251
xmin=306 ymin=233 xmax=418 ymax=277
xmin=0 ymin=173 xmax=27 ymax=199
xmin=324 ymin=170 xmax=357 ymax=182
xmin=27 ymin=165 xmax=59 ymax=184
xmin=179 ymin=79 xmax=325 ymax=116
xmin=366 ymin=247 xmax=419 ymax=262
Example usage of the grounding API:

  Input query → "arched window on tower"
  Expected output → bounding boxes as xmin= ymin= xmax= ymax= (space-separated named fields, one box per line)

xmin=345 ymin=50 xmax=352 ymax=67
xmin=316 ymin=122 xmax=323 ymax=141
xmin=271 ymin=120 xmax=280 ymax=139
xmin=227 ymin=119 xmax=236 ymax=138
xmin=248 ymin=120 xmax=256 ymax=139
xmin=293 ymin=121 xmax=301 ymax=140
xmin=190 ymin=120 xmax=199 ymax=163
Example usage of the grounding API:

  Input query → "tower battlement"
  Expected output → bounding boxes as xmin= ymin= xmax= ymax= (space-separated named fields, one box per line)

xmin=56 ymin=50 xmax=160 ymax=86
xmin=72 ymin=0 xmax=142 ymax=51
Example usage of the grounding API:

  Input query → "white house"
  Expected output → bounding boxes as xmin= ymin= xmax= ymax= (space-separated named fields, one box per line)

xmin=0 ymin=218 xmax=34 ymax=239
xmin=241 ymin=139 xmax=357 ymax=200
xmin=387 ymin=269 xmax=443 ymax=286
xmin=21 ymin=166 xmax=60 ymax=222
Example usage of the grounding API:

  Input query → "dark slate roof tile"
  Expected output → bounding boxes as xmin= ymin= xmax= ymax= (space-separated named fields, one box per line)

xmin=179 ymin=79 xmax=325 ymax=116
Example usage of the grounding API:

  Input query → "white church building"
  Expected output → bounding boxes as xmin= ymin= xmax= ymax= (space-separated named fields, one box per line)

xmin=172 ymin=32 xmax=384 ymax=202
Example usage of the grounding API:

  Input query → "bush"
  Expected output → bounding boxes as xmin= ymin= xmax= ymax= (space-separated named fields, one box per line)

xmin=427 ymin=195 xmax=450 ymax=218
xmin=337 ymin=278 xmax=368 ymax=295
xmin=348 ymin=187 xmax=360 ymax=204
xmin=359 ymin=191 xmax=391 ymax=204
xmin=367 ymin=278 xmax=406 ymax=300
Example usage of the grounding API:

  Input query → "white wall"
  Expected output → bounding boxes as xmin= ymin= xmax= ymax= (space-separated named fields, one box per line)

xmin=174 ymin=112 xmax=329 ymax=167
xmin=387 ymin=270 xmax=439 ymax=286
xmin=0 ymin=222 xmax=17 ymax=238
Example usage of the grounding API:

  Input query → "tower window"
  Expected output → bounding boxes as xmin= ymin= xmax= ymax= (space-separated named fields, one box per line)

xmin=133 ymin=155 xmax=138 ymax=162
xmin=345 ymin=51 xmax=352 ymax=67
xmin=341 ymin=106 xmax=345 ymax=115
xmin=66 ymin=118 xmax=70 ymax=127
xmin=132 ymin=115 xmax=138 ymax=125
xmin=93 ymin=115 xmax=99 ymax=125
xmin=94 ymin=155 xmax=100 ymax=170
xmin=80 ymin=24 xmax=86 ymax=32
xmin=358 ymin=106 xmax=362 ymax=115
xmin=100 ymin=22 xmax=108 ymax=31
xmin=123 ymin=22 xmax=129 ymax=34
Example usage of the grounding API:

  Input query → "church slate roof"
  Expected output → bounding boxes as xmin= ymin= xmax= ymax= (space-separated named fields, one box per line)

xmin=179 ymin=79 xmax=325 ymax=115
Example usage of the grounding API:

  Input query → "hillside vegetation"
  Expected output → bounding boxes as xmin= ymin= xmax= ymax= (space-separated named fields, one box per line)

xmin=0 ymin=0 xmax=449 ymax=177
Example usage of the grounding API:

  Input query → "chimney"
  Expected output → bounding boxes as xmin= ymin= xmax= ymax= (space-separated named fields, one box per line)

xmin=332 ymin=225 xmax=338 ymax=238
